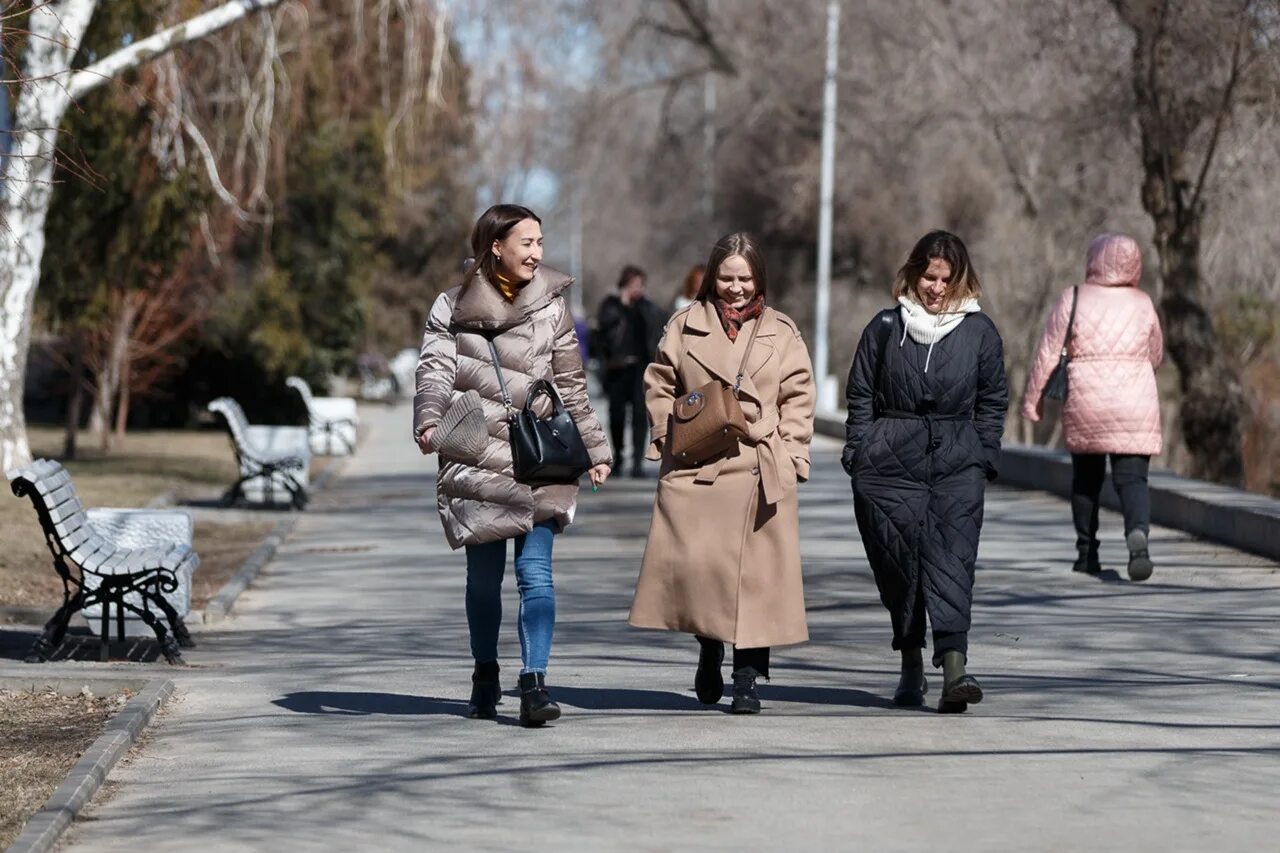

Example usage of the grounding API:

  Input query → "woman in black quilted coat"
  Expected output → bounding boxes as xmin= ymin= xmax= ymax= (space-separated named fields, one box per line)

xmin=843 ymin=231 xmax=1008 ymax=714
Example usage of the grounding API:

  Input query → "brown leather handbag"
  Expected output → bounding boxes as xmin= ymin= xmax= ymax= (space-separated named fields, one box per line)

xmin=668 ymin=316 xmax=762 ymax=466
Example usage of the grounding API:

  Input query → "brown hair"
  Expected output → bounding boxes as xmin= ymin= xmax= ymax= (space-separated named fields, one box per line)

xmin=680 ymin=264 xmax=704 ymax=300
xmin=695 ymin=233 xmax=768 ymax=303
xmin=469 ymin=203 xmax=542 ymax=284
xmin=891 ymin=230 xmax=982 ymax=309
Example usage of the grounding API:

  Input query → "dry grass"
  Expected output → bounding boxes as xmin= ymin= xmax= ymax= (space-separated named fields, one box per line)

xmin=1 ymin=428 xmax=291 ymax=610
xmin=0 ymin=688 xmax=127 ymax=848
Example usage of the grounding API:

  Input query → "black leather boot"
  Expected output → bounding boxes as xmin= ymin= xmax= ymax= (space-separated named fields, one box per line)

xmin=893 ymin=649 xmax=927 ymax=707
xmin=1072 ymin=546 xmax=1101 ymax=575
xmin=730 ymin=667 xmax=762 ymax=714
xmin=938 ymin=650 xmax=983 ymax=714
xmin=518 ymin=672 xmax=561 ymax=727
xmin=1126 ymin=529 xmax=1153 ymax=581
xmin=695 ymin=637 xmax=725 ymax=704
xmin=468 ymin=660 xmax=501 ymax=719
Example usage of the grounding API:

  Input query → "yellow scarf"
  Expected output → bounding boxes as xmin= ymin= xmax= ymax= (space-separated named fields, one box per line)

xmin=494 ymin=271 xmax=524 ymax=303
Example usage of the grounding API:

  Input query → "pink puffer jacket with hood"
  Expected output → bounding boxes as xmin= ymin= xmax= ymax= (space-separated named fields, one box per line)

xmin=1022 ymin=233 xmax=1164 ymax=456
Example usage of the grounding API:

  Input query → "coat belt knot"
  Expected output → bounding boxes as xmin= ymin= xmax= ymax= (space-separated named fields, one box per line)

xmin=692 ymin=411 xmax=786 ymax=505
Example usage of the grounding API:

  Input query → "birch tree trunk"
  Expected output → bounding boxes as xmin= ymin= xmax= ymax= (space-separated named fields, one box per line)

xmin=0 ymin=0 xmax=284 ymax=473
xmin=0 ymin=1 xmax=97 ymax=473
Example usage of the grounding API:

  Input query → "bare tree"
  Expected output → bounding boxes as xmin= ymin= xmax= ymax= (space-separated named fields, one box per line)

xmin=0 ymin=0 xmax=286 ymax=472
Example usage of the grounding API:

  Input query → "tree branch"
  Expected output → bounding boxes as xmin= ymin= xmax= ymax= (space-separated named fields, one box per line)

xmin=67 ymin=0 xmax=285 ymax=101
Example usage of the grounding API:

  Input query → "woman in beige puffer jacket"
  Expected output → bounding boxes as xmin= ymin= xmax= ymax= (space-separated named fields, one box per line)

xmin=413 ymin=204 xmax=611 ymax=727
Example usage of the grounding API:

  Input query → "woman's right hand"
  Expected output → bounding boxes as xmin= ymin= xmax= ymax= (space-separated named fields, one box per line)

xmin=417 ymin=427 xmax=437 ymax=455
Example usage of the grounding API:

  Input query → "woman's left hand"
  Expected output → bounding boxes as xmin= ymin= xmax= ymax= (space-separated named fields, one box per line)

xmin=588 ymin=464 xmax=611 ymax=487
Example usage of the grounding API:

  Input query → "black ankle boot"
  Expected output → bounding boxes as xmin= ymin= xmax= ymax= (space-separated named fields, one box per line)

xmin=893 ymin=651 xmax=927 ymax=707
xmin=1073 ymin=546 xmax=1101 ymax=575
xmin=938 ymin=650 xmax=983 ymax=714
xmin=1126 ymin=529 xmax=1153 ymax=581
xmin=518 ymin=672 xmax=561 ymax=727
xmin=468 ymin=660 xmax=501 ymax=719
xmin=695 ymin=637 xmax=725 ymax=704
xmin=730 ymin=667 xmax=762 ymax=714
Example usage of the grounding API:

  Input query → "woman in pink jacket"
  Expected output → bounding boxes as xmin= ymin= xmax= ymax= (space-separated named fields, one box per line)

xmin=1022 ymin=233 xmax=1164 ymax=581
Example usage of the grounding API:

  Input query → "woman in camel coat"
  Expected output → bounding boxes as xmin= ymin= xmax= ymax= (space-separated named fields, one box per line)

xmin=629 ymin=232 xmax=815 ymax=714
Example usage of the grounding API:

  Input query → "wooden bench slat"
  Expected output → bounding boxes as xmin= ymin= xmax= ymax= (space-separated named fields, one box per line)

xmin=74 ymin=539 xmax=113 ymax=571
xmin=30 ymin=469 xmax=72 ymax=496
xmin=60 ymin=525 xmax=94 ymax=551
xmin=41 ymin=483 xmax=78 ymax=510
xmin=51 ymin=506 xmax=88 ymax=536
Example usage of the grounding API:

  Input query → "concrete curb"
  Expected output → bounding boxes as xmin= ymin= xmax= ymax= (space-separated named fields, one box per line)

xmin=6 ymin=677 xmax=174 ymax=853
xmin=814 ymin=412 xmax=1280 ymax=562
xmin=202 ymin=518 xmax=297 ymax=624
xmin=201 ymin=455 xmax=348 ymax=624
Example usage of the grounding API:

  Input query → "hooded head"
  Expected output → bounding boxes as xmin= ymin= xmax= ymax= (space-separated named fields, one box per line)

xmin=1085 ymin=233 xmax=1142 ymax=287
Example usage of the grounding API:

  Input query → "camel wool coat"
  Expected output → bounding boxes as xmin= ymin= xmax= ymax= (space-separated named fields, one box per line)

xmin=629 ymin=300 xmax=816 ymax=648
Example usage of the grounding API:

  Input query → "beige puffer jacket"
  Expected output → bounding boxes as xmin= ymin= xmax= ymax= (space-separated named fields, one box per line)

xmin=413 ymin=266 xmax=611 ymax=549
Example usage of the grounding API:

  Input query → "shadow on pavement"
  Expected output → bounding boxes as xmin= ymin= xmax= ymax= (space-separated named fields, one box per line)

xmin=272 ymin=690 xmax=469 ymax=716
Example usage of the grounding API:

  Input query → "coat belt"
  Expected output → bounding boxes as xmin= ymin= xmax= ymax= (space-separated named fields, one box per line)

xmin=693 ymin=411 xmax=786 ymax=504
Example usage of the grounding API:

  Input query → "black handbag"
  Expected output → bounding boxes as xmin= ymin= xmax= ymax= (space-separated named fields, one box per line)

xmin=1042 ymin=286 xmax=1078 ymax=402
xmin=485 ymin=338 xmax=592 ymax=486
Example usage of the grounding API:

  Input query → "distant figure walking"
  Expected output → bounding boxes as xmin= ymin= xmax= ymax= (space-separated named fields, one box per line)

xmin=596 ymin=265 xmax=669 ymax=477
xmin=413 ymin=204 xmax=612 ymax=727
xmin=843 ymin=230 xmax=1008 ymax=714
xmin=1022 ymin=233 xmax=1163 ymax=581
xmin=630 ymin=233 xmax=815 ymax=715
xmin=672 ymin=264 xmax=704 ymax=312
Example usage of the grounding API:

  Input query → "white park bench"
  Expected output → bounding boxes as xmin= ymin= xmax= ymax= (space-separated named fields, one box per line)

xmin=207 ymin=397 xmax=311 ymax=509
xmin=8 ymin=459 xmax=198 ymax=664
xmin=285 ymin=376 xmax=359 ymax=456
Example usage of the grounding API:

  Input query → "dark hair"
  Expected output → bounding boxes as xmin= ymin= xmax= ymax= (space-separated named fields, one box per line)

xmin=616 ymin=264 xmax=647 ymax=290
xmin=469 ymin=204 xmax=542 ymax=284
xmin=695 ymin=232 xmax=767 ymax=302
xmin=892 ymin=230 xmax=982 ymax=308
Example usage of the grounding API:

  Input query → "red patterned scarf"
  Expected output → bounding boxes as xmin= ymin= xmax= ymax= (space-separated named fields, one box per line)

xmin=712 ymin=294 xmax=765 ymax=341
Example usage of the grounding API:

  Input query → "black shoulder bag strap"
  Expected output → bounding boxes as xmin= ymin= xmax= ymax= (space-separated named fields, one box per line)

xmin=1062 ymin=285 xmax=1079 ymax=359
xmin=872 ymin=309 xmax=895 ymax=416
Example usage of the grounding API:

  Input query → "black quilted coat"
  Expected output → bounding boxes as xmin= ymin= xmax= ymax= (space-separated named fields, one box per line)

xmin=842 ymin=308 xmax=1008 ymax=658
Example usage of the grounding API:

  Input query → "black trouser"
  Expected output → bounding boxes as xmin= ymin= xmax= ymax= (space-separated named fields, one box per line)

xmin=698 ymin=636 xmax=770 ymax=678
xmin=604 ymin=364 xmax=647 ymax=470
xmin=896 ymin=580 xmax=967 ymax=666
xmin=1071 ymin=453 xmax=1151 ymax=552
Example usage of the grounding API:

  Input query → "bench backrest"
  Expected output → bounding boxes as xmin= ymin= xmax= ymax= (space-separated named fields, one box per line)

xmin=208 ymin=396 xmax=255 ymax=454
xmin=8 ymin=459 xmax=112 ymax=575
xmin=285 ymin=376 xmax=315 ymax=407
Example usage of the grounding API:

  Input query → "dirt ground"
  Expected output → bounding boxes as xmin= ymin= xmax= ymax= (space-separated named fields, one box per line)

xmin=0 ymin=688 xmax=127 ymax=848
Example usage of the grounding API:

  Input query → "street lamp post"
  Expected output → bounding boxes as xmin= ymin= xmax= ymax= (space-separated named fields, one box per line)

xmin=814 ymin=0 xmax=840 ymax=412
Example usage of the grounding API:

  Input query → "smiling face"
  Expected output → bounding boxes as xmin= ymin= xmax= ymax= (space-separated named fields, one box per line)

xmin=715 ymin=254 xmax=756 ymax=309
xmin=915 ymin=257 xmax=953 ymax=314
xmin=492 ymin=218 xmax=543 ymax=283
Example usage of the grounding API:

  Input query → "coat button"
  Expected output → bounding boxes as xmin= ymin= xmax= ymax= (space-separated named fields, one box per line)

xmin=751 ymin=466 xmax=760 ymax=475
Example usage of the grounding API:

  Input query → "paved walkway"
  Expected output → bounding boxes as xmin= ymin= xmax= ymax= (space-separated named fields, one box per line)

xmin=67 ymin=403 xmax=1280 ymax=851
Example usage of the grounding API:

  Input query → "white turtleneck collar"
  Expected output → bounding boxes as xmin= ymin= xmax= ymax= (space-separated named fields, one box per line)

xmin=896 ymin=295 xmax=981 ymax=373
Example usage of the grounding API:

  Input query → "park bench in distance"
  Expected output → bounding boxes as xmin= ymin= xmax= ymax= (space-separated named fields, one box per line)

xmin=207 ymin=397 xmax=311 ymax=509
xmin=286 ymin=376 xmax=359 ymax=456
xmin=8 ymin=459 xmax=198 ymax=664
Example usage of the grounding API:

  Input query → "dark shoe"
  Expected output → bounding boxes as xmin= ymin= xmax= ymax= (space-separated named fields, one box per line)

xmin=1126 ymin=529 xmax=1153 ymax=582
xmin=518 ymin=672 xmax=561 ymax=727
xmin=938 ymin=675 xmax=984 ymax=714
xmin=468 ymin=660 xmax=501 ymax=720
xmin=629 ymin=465 xmax=646 ymax=479
xmin=893 ymin=666 xmax=928 ymax=707
xmin=730 ymin=667 xmax=762 ymax=714
xmin=1072 ymin=548 xmax=1101 ymax=575
xmin=695 ymin=638 xmax=725 ymax=704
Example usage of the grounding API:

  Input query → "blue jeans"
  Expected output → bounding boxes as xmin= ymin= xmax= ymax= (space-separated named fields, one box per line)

xmin=464 ymin=521 xmax=557 ymax=675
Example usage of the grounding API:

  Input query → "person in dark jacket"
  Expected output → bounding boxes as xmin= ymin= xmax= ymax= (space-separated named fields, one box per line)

xmin=596 ymin=265 xmax=669 ymax=477
xmin=843 ymin=231 xmax=1009 ymax=714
